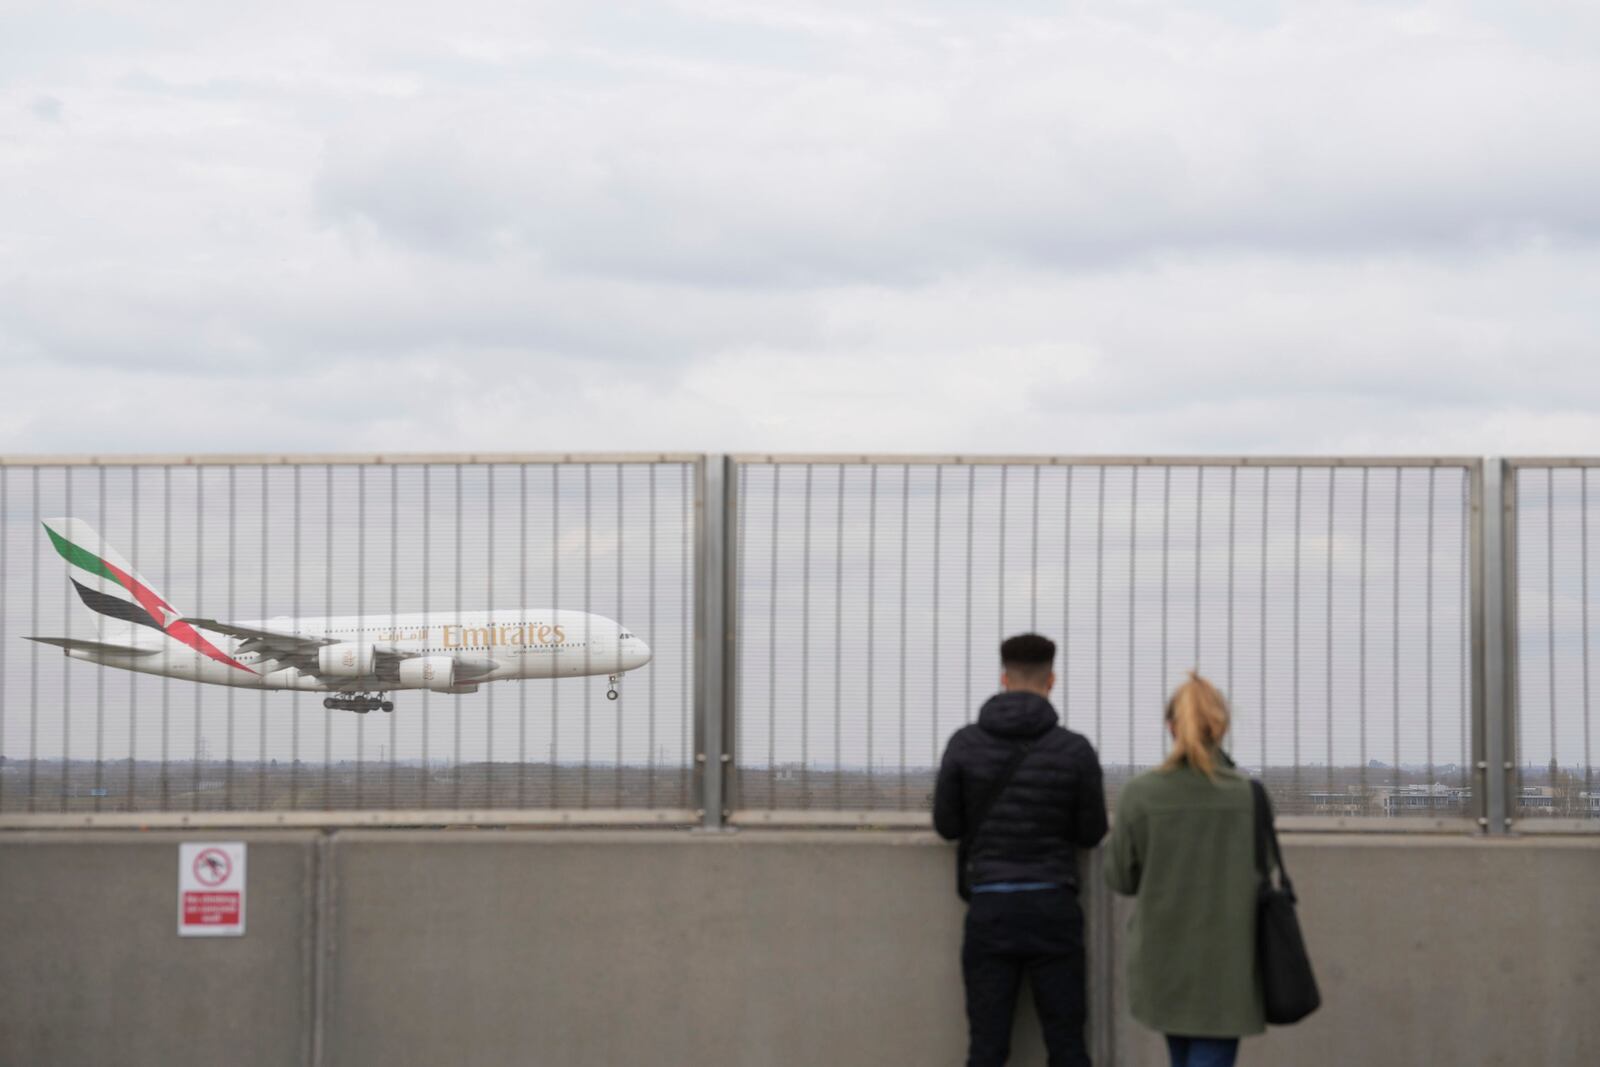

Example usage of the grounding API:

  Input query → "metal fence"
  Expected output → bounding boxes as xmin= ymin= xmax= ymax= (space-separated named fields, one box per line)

xmin=0 ymin=455 xmax=700 ymax=823
xmin=1507 ymin=459 xmax=1600 ymax=828
xmin=7 ymin=450 xmax=1597 ymax=834
xmin=727 ymin=456 xmax=1482 ymax=825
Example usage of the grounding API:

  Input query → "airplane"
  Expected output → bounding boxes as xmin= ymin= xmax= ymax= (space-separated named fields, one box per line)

xmin=24 ymin=518 xmax=652 ymax=714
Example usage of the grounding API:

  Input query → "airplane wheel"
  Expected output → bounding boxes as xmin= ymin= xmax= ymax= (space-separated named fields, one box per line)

xmin=606 ymin=689 xmax=618 ymax=701
xmin=381 ymin=701 xmax=394 ymax=713
xmin=323 ymin=698 xmax=335 ymax=710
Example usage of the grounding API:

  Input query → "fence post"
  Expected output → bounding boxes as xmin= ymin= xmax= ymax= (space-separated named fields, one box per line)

xmin=696 ymin=455 xmax=731 ymax=829
xmin=1479 ymin=459 xmax=1511 ymax=834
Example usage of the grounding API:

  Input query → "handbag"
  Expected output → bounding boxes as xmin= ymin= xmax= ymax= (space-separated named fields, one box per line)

xmin=956 ymin=737 xmax=1035 ymax=901
xmin=1251 ymin=779 xmax=1322 ymax=1024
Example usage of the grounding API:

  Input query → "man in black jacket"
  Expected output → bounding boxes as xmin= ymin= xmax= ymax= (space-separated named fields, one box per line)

xmin=934 ymin=633 xmax=1108 ymax=1067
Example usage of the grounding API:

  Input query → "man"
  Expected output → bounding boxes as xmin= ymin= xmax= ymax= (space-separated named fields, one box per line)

xmin=934 ymin=633 xmax=1109 ymax=1067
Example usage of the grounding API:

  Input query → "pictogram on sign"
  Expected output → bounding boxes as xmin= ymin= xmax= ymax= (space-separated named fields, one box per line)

xmin=178 ymin=842 xmax=246 ymax=937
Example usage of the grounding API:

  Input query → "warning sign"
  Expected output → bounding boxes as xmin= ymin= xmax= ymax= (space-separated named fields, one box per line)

xmin=178 ymin=842 xmax=246 ymax=937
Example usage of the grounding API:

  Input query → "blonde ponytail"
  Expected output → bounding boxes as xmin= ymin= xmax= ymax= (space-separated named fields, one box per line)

xmin=1160 ymin=672 xmax=1230 ymax=780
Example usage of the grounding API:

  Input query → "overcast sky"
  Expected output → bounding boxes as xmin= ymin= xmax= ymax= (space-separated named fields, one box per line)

xmin=4 ymin=0 xmax=1600 ymax=457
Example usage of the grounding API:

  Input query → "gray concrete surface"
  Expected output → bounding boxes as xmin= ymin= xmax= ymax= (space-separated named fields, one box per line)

xmin=2 ymin=829 xmax=1597 ymax=1066
xmin=323 ymin=830 xmax=1073 ymax=1066
xmin=0 ymin=831 xmax=318 ymax=1067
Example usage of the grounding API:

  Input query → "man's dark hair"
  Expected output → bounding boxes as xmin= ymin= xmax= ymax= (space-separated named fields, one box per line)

xmin=1000 ymin=633 xmax=1056 ymax=685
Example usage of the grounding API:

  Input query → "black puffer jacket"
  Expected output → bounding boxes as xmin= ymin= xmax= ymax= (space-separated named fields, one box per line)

xmin=932 ymin=691 xmax=1108 ymax=890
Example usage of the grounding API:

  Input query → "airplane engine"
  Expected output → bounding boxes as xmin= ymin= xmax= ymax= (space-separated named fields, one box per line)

xmin=399 ymin=656 xmax=457 ymax=691
xmin=318 ymin=642 xmax=376 ymax=678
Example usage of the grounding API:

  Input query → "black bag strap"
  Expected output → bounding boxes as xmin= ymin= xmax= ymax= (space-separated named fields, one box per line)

xmin=1250 ymin=779 xmax=1295 ymax=897
xmin=963 ymin=737 xmax=1036 ymax=854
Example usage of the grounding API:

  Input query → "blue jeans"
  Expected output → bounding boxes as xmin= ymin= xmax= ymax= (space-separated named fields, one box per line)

xmin=1166 ymin=1035 xmax=1239 ymax=1067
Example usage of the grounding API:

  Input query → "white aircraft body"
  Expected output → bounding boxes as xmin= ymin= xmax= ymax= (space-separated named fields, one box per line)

xmin=25 ymin=518 xmax=651 ymax=714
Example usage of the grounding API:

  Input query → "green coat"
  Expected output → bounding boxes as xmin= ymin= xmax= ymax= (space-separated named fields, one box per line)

xmin=1104 ymin=754 xmax=1265 ymax=1039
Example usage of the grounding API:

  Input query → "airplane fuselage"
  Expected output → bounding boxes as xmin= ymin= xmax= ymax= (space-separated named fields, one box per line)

xmin=64 ymin=610 xmax=650 ymax=694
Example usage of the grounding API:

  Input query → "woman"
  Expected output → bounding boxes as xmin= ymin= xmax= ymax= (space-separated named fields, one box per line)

xmin=1104 ymin=673 xmax=1264 ymax=1067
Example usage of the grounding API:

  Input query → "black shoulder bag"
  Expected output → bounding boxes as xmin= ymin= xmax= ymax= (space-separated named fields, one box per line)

xmin=956 ymin=739 xmax=1035 ymax=902
xmin=1250 ymin=779 xmax=1321 ymax=1024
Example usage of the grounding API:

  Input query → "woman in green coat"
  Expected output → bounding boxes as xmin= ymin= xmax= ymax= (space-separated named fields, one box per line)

xmin=1105 ymin=673 xmax=1264 ymax=1067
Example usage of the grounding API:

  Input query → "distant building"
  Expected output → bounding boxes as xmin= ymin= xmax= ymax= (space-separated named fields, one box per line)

xmin=1381 ymin=784 xmax=1470 ymax=817
xmin=1306 ymin=791 xmax=1366 ymax=817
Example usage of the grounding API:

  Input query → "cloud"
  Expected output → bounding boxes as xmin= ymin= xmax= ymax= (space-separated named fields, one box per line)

xmin=1 ymin=0 xmax=1599 ymax=459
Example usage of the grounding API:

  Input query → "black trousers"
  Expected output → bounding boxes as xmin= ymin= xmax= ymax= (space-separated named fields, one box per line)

xmin=961 ymin=887 xmax=1089 ymax=1067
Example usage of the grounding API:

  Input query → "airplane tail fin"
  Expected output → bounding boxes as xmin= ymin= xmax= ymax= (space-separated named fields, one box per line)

xmin=42 ymin=517 xmax=182 ymax=640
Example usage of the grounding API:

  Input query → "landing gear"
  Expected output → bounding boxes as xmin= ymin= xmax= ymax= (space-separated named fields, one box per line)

xmin=606 ymin=674 xmax=620 ymax=701
xmin=323 ymin=692 xmax=393 ymax=714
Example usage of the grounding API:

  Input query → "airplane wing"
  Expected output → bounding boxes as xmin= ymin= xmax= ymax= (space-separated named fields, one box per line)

xmin=182 ymin=618 xmax=420 ymax=679
xmin=25 ymin=636 xmax=161 ymax=657
xmin=181 ymin=618 xmax=340 ymax=672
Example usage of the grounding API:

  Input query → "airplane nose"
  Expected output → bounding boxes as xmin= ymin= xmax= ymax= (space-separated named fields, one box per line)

xmin=630 ymin=640 xmax=652 ymax=669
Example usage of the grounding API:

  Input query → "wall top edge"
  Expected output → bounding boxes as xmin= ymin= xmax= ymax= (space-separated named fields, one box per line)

xmin=0 ymin=453 xmax=705 ymax=467
xmin=729 ymin=454 xmax=1484 ymax=469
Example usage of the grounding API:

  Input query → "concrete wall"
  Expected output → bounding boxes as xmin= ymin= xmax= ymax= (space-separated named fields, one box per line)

xmin=0 ymin=831 xmax=318 ymax=1067
xmin=2 ymin=830 xmax=1597 ymax=1066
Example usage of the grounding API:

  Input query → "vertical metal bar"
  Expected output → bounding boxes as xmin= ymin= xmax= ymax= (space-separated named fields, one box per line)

xmin=323 ymin=466 xmax=333 ymax=811
xmin=520 ymin=465 xmax=531 ymax=808
xmin=1160 ymin=466 xmax=1170 ymax=702
xmin=29 ymin=467 xmax=38 ymax=813
xmin=614 ymin=464 xmax=624 ymax=806
xmin=680 ymin=463 xmax=690 ymax=809
xmin=835 ymin=464 xmax=845 ymax=804
xmin=1063 ymin=467 xmax=1074 ymax=723
xmin=355 ymin=465 xmax=365 ymax=810
xmin=1426 ymin=469 xmax=1436 ymax=786
xmin=1195 ymin=466 xmax=1204 ymax=668
xmin=1095 ymin=466 xmax=1105 ymax=747
xmin=716 ymin=455 xmax=738 ymax=823
xmin=261 ymin=467 xmax=270 ymax=810
xmin=1227 ymin=466 xmax=1236 ymax=701
xmin=1 ymin=468 xmax=9 ymax=811
xmin=582 ymin=463 xmax=592 ymax=808
xmin=548 ymin=464 xmax=557 ymax=807
xmin=965 ymin=466 xmax=974 ymax=721
xmin=931 ymin=466 xmax=942 ymax=765
xmin=1128 ymin=466 xmax=1138 ymax=768
xmin=389 ymin=465 xmax=398 ymax=809
xmin=1584 ymin=469 xmax=1593 ymax=804
xmin=800 ymin=464 xmax=812 ymax=805
xmin=1359 ymin=467 xmax=1368 ymax=799
xmin=1030 ymin=464 xmax=1040 ymax=631
xmin=421 ymin=465 xmax=431 ymax=807
xmin=769 ymin=466 xmax=780 ymax=804
xmin=998 ymin=465 xmax=1007 ymax=640
xmin=61 ymin=463 xmax=71 ymax=809
xmin=291 ymin=466 xmax=301 ymax=809
xmin=129 ymin=470 xmax=139 ymax=808
xmin=192 ymin=467 xmax=202 ymax=810
xmin=455 ymin=463 xmax=465 ymax=809
xmin=646 ymin=464 xmax=656 ymax=808
xmin=226 ymin=464 xmax=236 ymax=810
xmin=867 ymin=465 xmax=878 ymax=804
xmin=1260 ymin=468 xmax=1269 ymax=777
xmin=1325 ymin=468 xmax=1335 ymax=799
xmin=1479 ymin=460 xmax=1506 ymax=832
xmin=486 ymin=465 xmax=496 ymax=807
xmin=899 ymin=464 xmax=910 ymax=809
xmin=1293 ymin=468 xmax=1302 ymax=799
xmin=1393 ymin=469 xmax=1402 ymax=796
xmin=94 ymin=466 xmax=105 ymax=811
xmin=728 ymin=460 xmax=744 ymax=816
xmin=0 ymin=467 xmax=7 ymax=809
xmin=1547 ymin=469 xmax=1556 ymax=795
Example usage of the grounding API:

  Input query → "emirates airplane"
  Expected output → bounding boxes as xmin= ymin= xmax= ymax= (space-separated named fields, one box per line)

xmin=25 ymin=518 xmax=652 ymax=714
